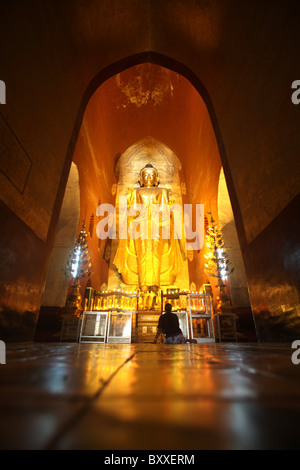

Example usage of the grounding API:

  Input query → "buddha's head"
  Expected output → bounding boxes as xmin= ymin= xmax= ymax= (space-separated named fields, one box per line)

xmin=139 ymin=163 xmax=160 ymax=187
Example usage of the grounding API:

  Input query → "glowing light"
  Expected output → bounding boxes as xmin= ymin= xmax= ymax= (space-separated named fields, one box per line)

xmin=71 ymin=246 xmax=81 ymax=278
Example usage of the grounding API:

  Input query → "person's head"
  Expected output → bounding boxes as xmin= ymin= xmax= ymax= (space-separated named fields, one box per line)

xmin=165 ymin=303 xmax=172 ymax=313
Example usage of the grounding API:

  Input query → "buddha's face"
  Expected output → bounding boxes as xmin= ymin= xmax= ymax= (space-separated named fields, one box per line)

xmin=140 ymin=168 xmax=158 ymax=187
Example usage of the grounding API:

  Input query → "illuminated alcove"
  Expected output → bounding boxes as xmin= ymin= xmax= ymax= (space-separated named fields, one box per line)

xmin=71 ymin=62 xmax=251 ymax=319
xmin=71 ymin=62 xmax=224 ymax=297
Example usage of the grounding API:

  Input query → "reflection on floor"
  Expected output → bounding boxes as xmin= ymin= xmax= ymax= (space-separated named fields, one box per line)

xmin=0 ymin=342 xmax=299 ymax=450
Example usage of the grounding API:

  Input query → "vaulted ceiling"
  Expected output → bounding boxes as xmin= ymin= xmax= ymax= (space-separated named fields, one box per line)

xmin=73 ymin=62 xmax=221 ymax=207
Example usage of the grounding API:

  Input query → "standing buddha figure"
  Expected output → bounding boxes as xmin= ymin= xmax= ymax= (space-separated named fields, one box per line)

xmin=113 ymin=163 xmax=186 ymax=306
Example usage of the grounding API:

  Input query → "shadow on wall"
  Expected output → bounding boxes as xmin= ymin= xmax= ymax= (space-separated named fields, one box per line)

xmin=0 ymin=310 xmax=38 ymax=342
xmin=255 ymin=309 xmax=300 ymax=343
xmin=34 ymin=306 xmax=64 ymax=342
xmin=33 ymin=162 xmax=80 ymax=343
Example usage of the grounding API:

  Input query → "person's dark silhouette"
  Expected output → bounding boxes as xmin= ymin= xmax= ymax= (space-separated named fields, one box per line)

xmin=153 ymin=303 xmax=194 ymax=344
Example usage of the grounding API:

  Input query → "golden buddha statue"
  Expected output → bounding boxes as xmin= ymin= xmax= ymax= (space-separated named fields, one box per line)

xmin=113 ymin=164 xmax=186 ymax=306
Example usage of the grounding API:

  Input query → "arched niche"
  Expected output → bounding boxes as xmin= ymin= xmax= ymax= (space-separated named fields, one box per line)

xmin=108 ymin=136 xmax=189 ymax=292
xmin=114 ymin=136 xmax=183 ymax=200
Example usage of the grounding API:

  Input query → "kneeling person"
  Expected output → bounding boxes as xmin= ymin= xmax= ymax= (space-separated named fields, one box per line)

xmin=153 ymin=303 xmax=187 ymax=344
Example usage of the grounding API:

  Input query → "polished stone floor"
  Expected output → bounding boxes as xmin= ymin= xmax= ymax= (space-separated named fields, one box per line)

xmin=0 ymin=341 xmax=299 ymax=450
